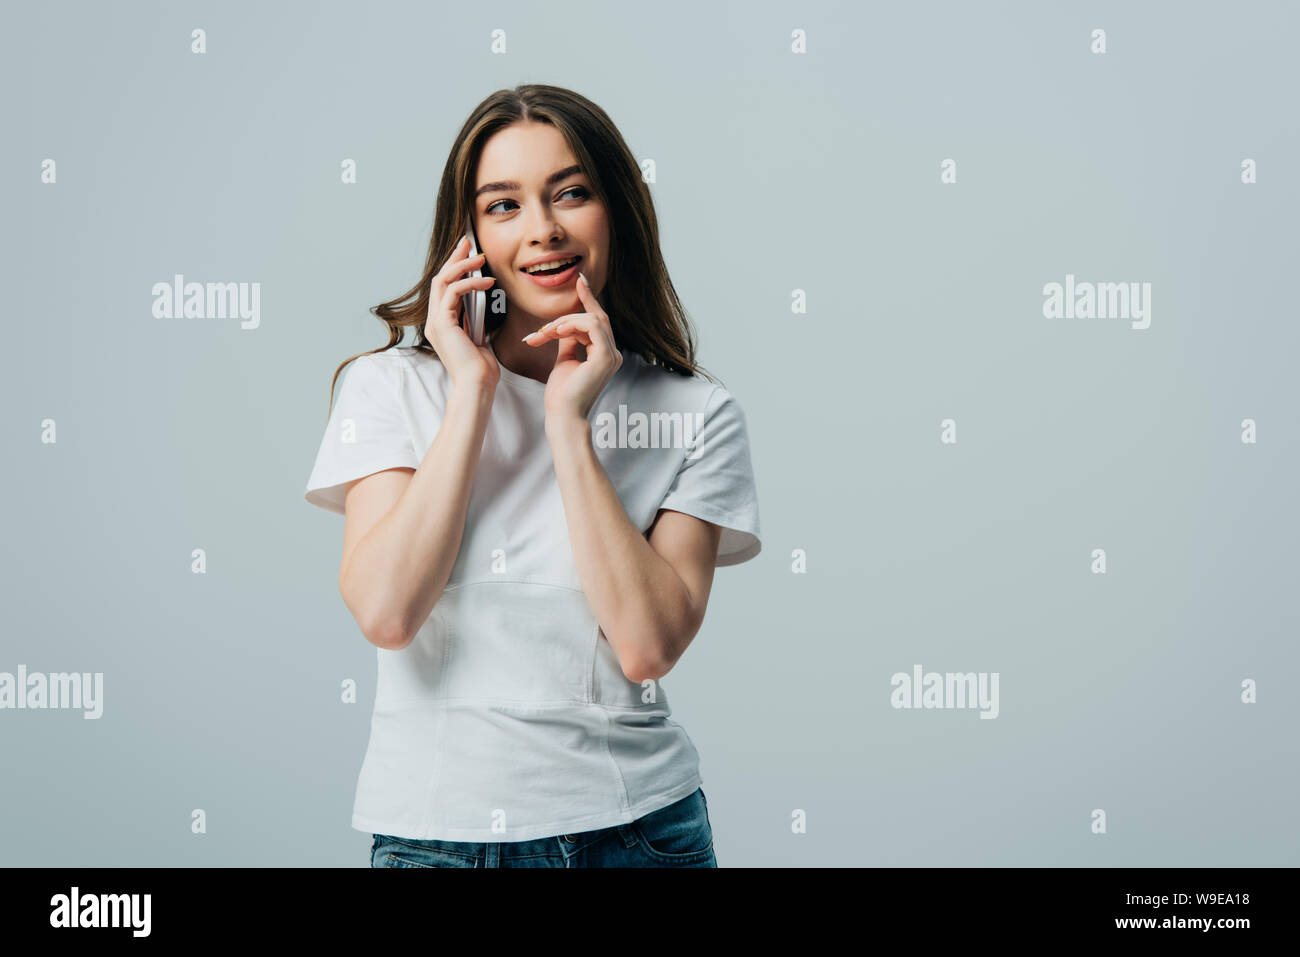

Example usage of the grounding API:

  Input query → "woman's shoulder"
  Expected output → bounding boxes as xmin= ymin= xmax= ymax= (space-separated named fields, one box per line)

xmin=619 ymin=349 xmax=737 ymax=413
xmin=353 ymin=345 xmax=446 ymax=381
xmin=368 ymin=344 xmax=433 ymax=366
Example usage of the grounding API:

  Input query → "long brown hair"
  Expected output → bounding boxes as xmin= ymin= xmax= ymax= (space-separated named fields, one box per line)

xmin=324 ymin=83 xmax=718 ymax=418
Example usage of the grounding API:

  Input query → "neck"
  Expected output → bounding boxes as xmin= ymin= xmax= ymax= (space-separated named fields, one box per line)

xmin=488 ymin=306 xmax=558 ymax=385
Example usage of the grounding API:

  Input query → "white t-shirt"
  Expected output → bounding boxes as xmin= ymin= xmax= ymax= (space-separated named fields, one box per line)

xmin=304 ymin=341 xmax=761 ymax=841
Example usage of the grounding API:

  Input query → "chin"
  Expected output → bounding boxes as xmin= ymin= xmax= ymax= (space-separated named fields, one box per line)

xmin=535 ymin=299 xmax=578 ymax=319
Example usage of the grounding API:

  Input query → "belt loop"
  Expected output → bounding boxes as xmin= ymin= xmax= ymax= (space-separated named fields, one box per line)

xmin=616 ymin=822 xmax=637 ymax=848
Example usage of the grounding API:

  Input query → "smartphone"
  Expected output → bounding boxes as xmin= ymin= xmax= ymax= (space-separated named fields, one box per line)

xmin=459 ymin=217 xmax=487 ymax=346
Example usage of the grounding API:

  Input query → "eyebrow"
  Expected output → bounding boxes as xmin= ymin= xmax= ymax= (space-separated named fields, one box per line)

xmin=474 ymin=164 xmax=585 ymax=199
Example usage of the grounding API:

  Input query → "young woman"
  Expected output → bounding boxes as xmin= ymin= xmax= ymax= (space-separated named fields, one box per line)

xmin=305 ymin=84 xmax=761 ymax=868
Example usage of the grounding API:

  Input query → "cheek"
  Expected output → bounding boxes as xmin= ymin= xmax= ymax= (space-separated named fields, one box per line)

xmin=575 ymin=204 xmax=609 ymax=240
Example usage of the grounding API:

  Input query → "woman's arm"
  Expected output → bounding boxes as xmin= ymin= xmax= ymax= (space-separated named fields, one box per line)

xmin=547 ymin=415 xmax=722 ymax=682
xmin=527 ymin=274 xmax=723 ymax=681
xmin=339 ymin=380 xmax=496 ymax=650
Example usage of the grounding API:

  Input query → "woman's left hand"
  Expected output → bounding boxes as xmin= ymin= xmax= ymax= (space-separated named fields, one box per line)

xmin=525 ymin=272 xmax=622 ymax=425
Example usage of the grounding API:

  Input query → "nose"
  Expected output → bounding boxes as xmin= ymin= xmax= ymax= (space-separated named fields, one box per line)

xmin=523 ymin=203 xmax=565 ymax=247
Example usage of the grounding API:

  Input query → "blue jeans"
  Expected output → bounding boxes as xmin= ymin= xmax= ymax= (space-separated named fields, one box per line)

xmin=371 ymin=787 xmax=717 ymax=868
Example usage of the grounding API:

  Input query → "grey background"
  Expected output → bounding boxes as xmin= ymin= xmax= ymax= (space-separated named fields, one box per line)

xmin=3 ymin=0 xmax=1296 ymax=866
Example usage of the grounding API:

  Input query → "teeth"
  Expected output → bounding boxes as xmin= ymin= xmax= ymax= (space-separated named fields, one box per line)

xmin=524 ymin=256 xmax=579 ymax=274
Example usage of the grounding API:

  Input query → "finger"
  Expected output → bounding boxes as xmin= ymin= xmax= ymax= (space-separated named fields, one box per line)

xmin=437 ymin=275 xmax=497 ymax=319
xmin=545 ymin=314 xmax=615 ymax=355
xmin=430 ymin=244 xmax=486 ymax=305
xmin=522 ymin=316 xmax=567 ymax=345
xmin=554 ymin=323 xmax=592 ymax=346
xmin=567 ymin=286 xmax=615 ymax=346
xmin=524 ymin=315 xmax=592 ymax=346
xmin=575 ymin=271 xmax=605 ymax=316
xmin=555 ymin=333 xmax=580 ymax=366
xmin=443 ymin=251 xmax=488 ymax=281
xmin=437 ymin=235 xmax=471 ymax=274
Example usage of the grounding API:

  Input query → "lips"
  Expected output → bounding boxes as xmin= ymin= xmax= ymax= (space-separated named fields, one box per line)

xmin=520 ymin=256 xmax=582 ymax=288
xmin=520 ymin=254 xmax=582 ymax=274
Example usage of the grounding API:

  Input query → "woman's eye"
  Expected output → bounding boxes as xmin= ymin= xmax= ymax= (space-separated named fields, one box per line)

xmin=486 ymin=186 xmax=588 ymax=216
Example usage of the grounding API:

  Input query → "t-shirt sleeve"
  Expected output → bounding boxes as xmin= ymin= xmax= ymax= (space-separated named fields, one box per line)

xmin=656 ymin=386 xmax=762 ymax=567
xmin=304 ymin=353 xmax=421 ymax=515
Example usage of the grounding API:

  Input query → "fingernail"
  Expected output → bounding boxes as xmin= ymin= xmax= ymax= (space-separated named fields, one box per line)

xmin=579 ymin=271 xmax=588 ymax=285
xmin=521 ymin=333 xmax=534 ymax=341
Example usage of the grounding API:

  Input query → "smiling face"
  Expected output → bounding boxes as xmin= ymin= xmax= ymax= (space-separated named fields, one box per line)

xmin=472 ymin=121 xmax=609 ymax=329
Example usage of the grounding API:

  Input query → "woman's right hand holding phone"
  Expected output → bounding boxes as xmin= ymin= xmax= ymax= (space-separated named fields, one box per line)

xmin=424 ymin=236 xmax=499 ymax=390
